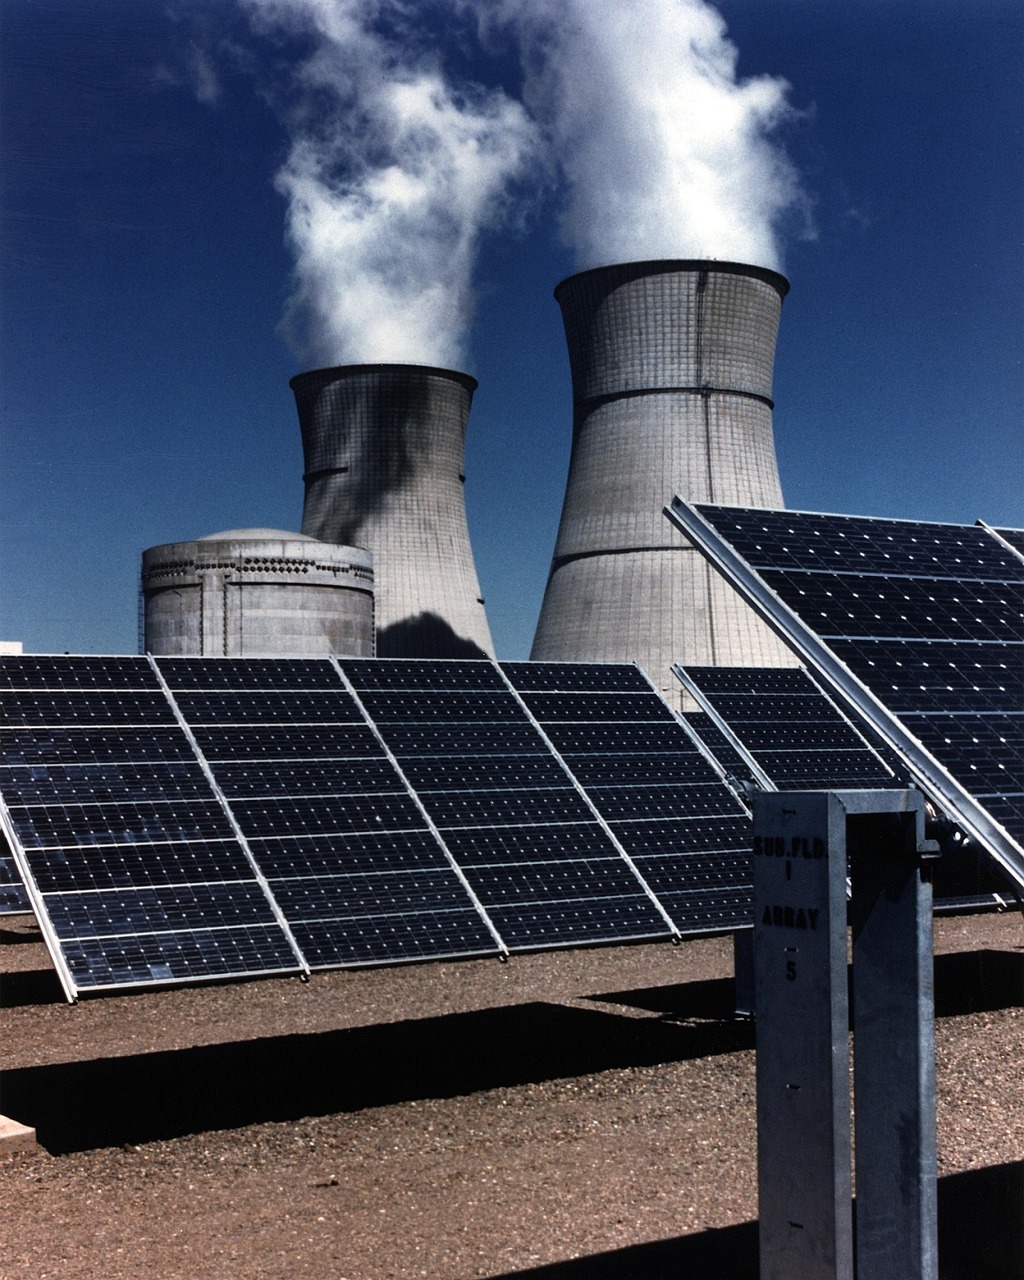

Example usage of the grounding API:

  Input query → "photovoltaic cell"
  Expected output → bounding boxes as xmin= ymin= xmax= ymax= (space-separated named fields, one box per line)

xmin=0 ymin=762 xmax=220 ymax=807
xmin=0 ymin=655 xmax=303 ymax=994
xmin=341 ymin=659 xmax=673 ymax=950
xmin=666 ymin=502 xmax=1024 ymax=887
xmin=0 ymin=656 xmax=160 ymax=689
xmin=503 ymin=664 xmax=652 ymax=693
xmin=155 ymin=658 xmax=340 ymax=689
xmin=190 ymin=723 xmax=383 ymax=761
xmin=22 ymin=839 xmax=264 ymax=894
xmin=0 ymin=727 xmax=198 ymax=767
xmin=502 ymin=662 xmax=756 ymax=935
xmin=341 ymin=659 xmax=508 ymax=691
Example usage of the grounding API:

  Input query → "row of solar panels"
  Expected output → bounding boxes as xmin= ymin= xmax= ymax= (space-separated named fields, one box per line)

xmin=0 ymin=657 xmax=758 ymax=998
xmin=2 ymin=507 xmax=1021 ymax=1000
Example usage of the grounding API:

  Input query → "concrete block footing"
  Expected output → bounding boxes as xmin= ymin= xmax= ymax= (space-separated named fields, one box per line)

xmin=0 ymin=1114 xmax=38 ymax=1154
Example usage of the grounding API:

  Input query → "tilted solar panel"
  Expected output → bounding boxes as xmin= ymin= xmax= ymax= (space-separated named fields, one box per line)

xmin=0 ymin=656 xmax=304 ymax=996
xmin=340 ymin=659 xmax=674 ymax=950
xmin=675 ymin=665 xmax=898 ymax=792
xmin=2 ymin=654 xmax=775 ymax=996
xmin=664 ymin=501 xmax=1024 ymax=891
xmin=677 ymin=677 xmax=1010 ymax=915
xmin=502 ymin=662 xmax=756 ymax=935
xmin=155 ymin=657 xmax=499 ymax=970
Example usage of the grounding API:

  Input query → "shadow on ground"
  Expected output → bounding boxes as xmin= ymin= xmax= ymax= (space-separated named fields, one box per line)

xmin=484 ymin=1163 xmax=1023 ymax=1280
xmin=2 ymin=948 xmax=1019 ymax=1154
xmin=3 ymin=985 xmax=751 ymax=1153
xmin=589 ymin=947 xmax=1022 ymax=1021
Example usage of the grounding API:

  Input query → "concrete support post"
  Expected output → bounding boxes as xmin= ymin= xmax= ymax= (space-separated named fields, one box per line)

xmin=752 ymin=789 xmax=938 ymax=1280
xmin=752 ymin=791 xmax=853 ymax=1280
xmin=848 ymin=810 xmax=939 ymax=1280
xmin=733 ymin=927 xmax=755 ymax=1018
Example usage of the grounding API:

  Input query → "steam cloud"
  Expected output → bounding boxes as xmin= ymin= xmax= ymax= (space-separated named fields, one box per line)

xmin=239 ymin=0 xmax=538 ymax=369
xmin=475 ymin=0 xmax=806 ymax=272
xmin=233 ymin=0 xmax=806 ymax=366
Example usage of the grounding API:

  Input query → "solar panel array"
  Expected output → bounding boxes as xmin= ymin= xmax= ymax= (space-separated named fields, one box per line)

xmin=675 ymin=665 xmax=899 ymax=791
xmin=665 ymin=502 xmax=1024 ymax=889
xmin=0 ymin=655 xmax=756 ymax=998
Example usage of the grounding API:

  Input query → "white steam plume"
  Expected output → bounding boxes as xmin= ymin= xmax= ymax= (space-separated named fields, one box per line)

xmin=239 ymin=0 xmax=538 ymax=369
xmin=472 ymin=0 xmax=809 ymax=272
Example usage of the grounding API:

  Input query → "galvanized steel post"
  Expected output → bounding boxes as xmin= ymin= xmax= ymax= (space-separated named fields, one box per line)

xmin=752 ymin=789 xmax=938 ymax=1280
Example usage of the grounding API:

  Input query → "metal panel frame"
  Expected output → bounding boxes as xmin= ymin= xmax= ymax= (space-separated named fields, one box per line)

xmin=979 ymin=520 xmax=1024 ymax=563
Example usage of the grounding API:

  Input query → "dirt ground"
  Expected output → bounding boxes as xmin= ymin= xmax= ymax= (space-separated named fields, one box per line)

xmin=1 ymin=910 xmax=1021 ymax=1280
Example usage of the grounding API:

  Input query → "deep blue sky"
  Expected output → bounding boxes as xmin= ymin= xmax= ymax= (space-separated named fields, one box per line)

xmin=2 ymin=0 xmax=1021 ymax=658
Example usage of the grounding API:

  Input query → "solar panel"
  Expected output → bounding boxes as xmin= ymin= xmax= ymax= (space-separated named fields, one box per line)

xmin=341 ymin=659 xmax=675 ymax=950
xmin=155 ymin=657 xmax=499 ymax=970
xmin=502 ymin=662 xmax=756 ymax=935
xmin=0 ymin=656 xmax=305 ymax=996
xmin=2 ymin=653 xmax=776 ymax=995
xmin=665 ymin=501 xmax=1024 ymax=891
xmin=675 ymin=666 xmax=899 ymax=791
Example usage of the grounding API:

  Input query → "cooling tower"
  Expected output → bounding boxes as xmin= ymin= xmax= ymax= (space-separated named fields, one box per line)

xmin=292 ymin=364 xmax=494 ymax=659
xmin=142 ymin=529 xmax=374 ymax=657
xmin=531 ymin=259 xmax=795 ymax=700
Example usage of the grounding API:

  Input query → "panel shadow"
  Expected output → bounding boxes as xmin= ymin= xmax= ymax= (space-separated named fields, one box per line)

xmin=2 ymin=998 xmax=753 ymax=1154
xmin=590 ymin=949 xmax=1023 ymax=1026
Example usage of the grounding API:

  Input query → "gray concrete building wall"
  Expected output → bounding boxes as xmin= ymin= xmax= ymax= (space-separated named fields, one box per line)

xmin=142 ymin=530 xmax=374 ymax=657
xmin=531 ymin=260 xmax=795 ymax=701
xmin=292 ymin=364 xmax=494 ymax=659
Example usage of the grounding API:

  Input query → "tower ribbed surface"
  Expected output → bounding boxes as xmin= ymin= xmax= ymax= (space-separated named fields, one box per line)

xmin=531 ymin=260 xmax=794 ymax=697
xmin=293 ymin=364 xmax=494 ymax=659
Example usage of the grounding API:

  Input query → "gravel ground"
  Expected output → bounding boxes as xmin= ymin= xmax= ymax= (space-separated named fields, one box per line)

xmin=1 ymin=911 xmax=1021 ymax=1280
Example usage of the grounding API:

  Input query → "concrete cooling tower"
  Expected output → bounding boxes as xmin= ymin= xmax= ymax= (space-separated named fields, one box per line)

xmin=292 ymin=364 xmax=494 ymax=659
xmin=531 ymin=259 xmax=795 ymax=700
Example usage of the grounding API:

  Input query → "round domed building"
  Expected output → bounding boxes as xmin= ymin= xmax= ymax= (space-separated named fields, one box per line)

xmin=140 ymin=529 xmax=374 ymax=657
